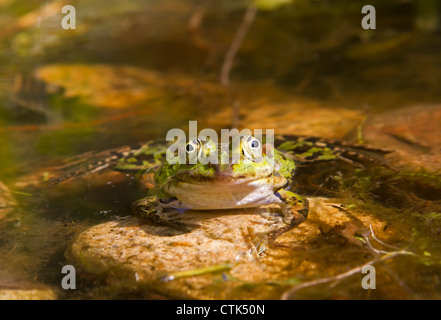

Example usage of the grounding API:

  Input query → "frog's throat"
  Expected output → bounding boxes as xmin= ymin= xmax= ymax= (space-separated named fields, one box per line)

xmin=163 ymin=177 xmax=287 ymax=210
xmin=171 ymin=173 xmax=282 ymax=186
xmin=168 ymin=165 xmax=278 ymax=185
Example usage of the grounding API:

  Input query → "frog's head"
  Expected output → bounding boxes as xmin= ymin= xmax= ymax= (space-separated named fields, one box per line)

xmin=156 ymin=134 xmax=295 ymax=187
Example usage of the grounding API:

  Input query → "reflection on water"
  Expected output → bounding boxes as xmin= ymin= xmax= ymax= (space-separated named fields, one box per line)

xmin=0 ymin=0 xmax=440 ymax=299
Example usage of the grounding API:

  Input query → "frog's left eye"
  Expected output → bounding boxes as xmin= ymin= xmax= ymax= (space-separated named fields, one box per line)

xmin=184 ymin=139 xmax=202 ymax=164
xmin=186 ymin=143 xmax=195 ymax=153
xmin=186 ymin=139 xmax=201 ymax=154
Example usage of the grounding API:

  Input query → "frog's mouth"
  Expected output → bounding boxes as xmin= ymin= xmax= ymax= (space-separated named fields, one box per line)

xmin=171 ymin=165 xmax=278 ymax=185
xmin=173 ymin=172 xmax=271 ymax=185
xmin=164 ymin=177 xmax=285 ymax=210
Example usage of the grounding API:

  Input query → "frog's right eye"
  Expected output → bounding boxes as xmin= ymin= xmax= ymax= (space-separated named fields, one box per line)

xmin=241 ymin=135 xmax=263 ymax=162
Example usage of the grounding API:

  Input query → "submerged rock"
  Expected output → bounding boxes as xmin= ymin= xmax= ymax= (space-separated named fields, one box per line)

xmin=36 ymin=64 xmax=226 ymax=109
xmin=0 ymin=181 xmax=16 ymax=226
xmin=0 ymin=270 xmax=56 ymax=300
xmin=208 ymin=92 xmax=364 ymax=139
xmin=0 ymin=288 xmax=56 ymax=300
xmin=66 ymin=198 xmax=406 ymax=299
xmin=363 ymin=104 xmax=441 ymax=172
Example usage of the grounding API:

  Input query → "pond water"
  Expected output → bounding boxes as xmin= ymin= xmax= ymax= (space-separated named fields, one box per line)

xmin=0 ymin=0 xmax=440 ymax=300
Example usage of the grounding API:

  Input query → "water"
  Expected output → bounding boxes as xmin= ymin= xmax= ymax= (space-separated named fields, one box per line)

xmin=0 ymin=0 xmax=440 ymax=299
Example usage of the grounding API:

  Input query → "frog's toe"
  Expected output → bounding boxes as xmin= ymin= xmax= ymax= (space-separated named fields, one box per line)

xmin=251 ymin=232 xmax=269 ymax=255
xmin=250 ymin=230 xmax=290 ymax=252
xmin=260 ymin=211 xmax=283 ymax=223
xmin=247 ymin=231 xmax=270 ymax=255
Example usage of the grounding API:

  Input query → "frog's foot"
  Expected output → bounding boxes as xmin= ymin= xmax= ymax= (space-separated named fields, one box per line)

xmin=266 ymin=189 xmax=309 ymax=245
xmin=244 ymin=229 xmax=270 ymax=255
xmin=131 ymin=196 xmax=189 ymax=231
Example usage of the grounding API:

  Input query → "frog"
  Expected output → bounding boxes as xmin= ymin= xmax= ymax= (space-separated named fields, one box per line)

xmin=127 ymin=135 xmax=309 ymax=243
xmin=111 ymin=134 xmax=391 ymax=244
xmin=53 ymin=133 xmax=391 ymax=245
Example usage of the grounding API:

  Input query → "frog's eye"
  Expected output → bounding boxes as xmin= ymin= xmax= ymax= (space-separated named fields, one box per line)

xmin=186 ymin=139 xmax=200 ymax=154
xmin=186 ymin=143 xmax=195 ymax=153
xmin=242 ymin=136 xmax=263 ymax=162
xmin=249 ymin=139 xmax=260 ymax=150
xmin=185 ymin=139 xmax=202 ymax=164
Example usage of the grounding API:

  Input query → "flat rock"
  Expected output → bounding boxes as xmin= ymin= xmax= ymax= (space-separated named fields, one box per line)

xmin=36 ymin=64 xmax=225 ymax=109
xmin=67 ymin=198 xmax=407 ymax=299
xmin=0 ymin=271 xmax=56 ymax=300
xmin=208 ymin=95 xmax=364 ymax=139
xmin=0 ymin=181 xmax=16 ymax=226
xmin=363 ymin=104 xmax=441 ymax=171
xmin=0 ymin=288 xmax=56 ymax=300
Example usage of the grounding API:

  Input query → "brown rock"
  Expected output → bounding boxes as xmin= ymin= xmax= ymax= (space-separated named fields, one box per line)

xmin=0 ymin=181 xmax=16 ymax=225
xmin=208 ymin=96 xmax=364 ymax=139
xmin=0 ymin=288 xmax=56 ymax=300
xmin=67 ymin=198 xmax=406 ymax=299
xmin=363 ymin=104 xmax=441 ymax=171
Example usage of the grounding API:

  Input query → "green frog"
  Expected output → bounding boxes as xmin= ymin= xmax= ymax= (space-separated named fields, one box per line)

xmin=54 ymin=134 xmax=390 ymax=244
xmin=129 ymin=135 xmax=307 ymax=243
xmin=108 ymin=134 xmax=391 ymax=244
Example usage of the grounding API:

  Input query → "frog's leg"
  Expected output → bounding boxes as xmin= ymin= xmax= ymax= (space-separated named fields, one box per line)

xmin=268 ymin=188 xmax=309 ymax=243
xmin=131 ymin=196 xmax=188 ymax=231
xmin=131 ymin=196 xmax=160 ymax=217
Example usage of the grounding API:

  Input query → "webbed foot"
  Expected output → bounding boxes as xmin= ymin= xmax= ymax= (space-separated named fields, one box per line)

xmin=131 ymin=196 xmax=189 ymax=231
xmin=266 ymin=189 xmax=309 ymax=244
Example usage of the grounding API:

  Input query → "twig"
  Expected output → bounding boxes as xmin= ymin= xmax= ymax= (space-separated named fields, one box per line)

xmin=220 ymin=5 xmax=257 ymax=128
xmin=8 ymin=94 xmax=56 ymax=120
xmin=281 ymin=249 xmax=415 ymax=300
xmin=220 ymin=5 xmax=258 ymax=88
xmin=368 ymin=224 xmax=399 ymax=250
xmin=362 ymin=225 xmax=417 ymax=297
